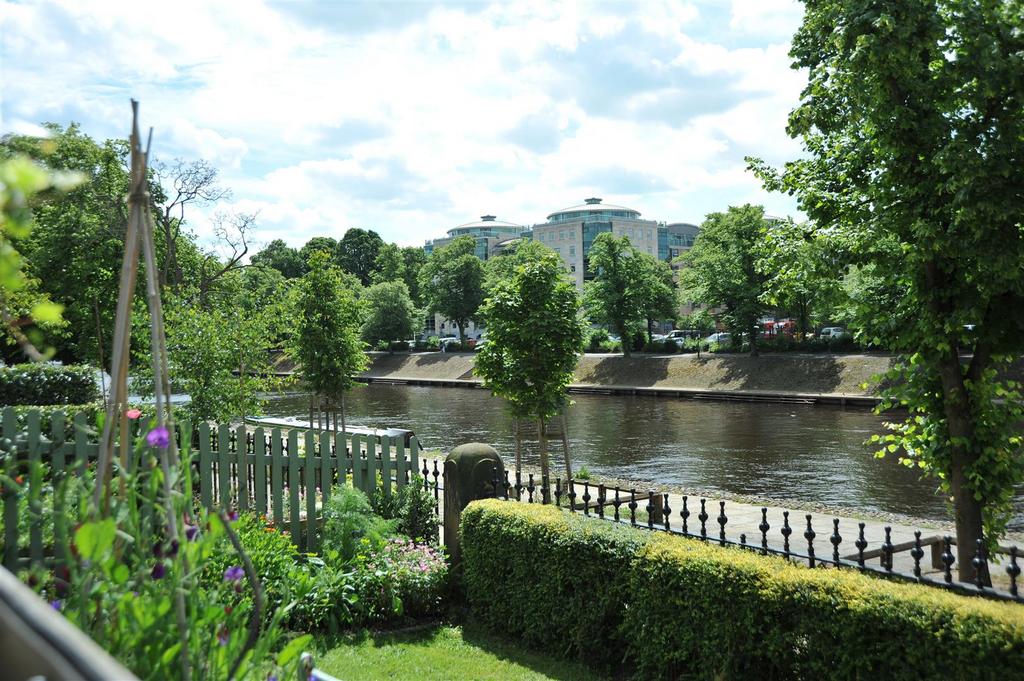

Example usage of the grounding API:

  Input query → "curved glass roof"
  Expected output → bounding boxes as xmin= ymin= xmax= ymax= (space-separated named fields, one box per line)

xmin=546 ymin=197 xmax=640 ymax=221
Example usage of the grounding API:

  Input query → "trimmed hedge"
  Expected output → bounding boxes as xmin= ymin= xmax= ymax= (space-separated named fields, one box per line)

xmin=461 ymin=500 xmax=1024 ymax=680
xmin=0 ymin=363 xmax=100 ymax=405
xmin=461 ymin=498 xmax=645 ymax=672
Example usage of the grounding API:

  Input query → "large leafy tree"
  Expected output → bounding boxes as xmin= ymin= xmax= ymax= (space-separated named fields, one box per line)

xmin=361 ymin=280 xmax=418 ymax=349
xmin=336 ymin=227 xmax=384 ymax=286
xmin=582 ymin=233 xmax=646 ymax=357
xmin=299 ymin=236 xmax=339 ymax=270
xmin=758 ymin=218 xmax=842 ymax=340
xmin=680 ymin=205 xmax=770 ymax=356
xmin=370 ymin=242 xmax=406 ymax=285
xmin=483 ymin=239 xmax=552 ymax=292
xmin=636 ymin=253 xmax=677 ymax=344
xmin=251 ymin=238 xmax=305 ymax=279
xmin=750 ymin=0 xmax=1024 ymax=582
xmin=476 ymin=249 xmax=584 ymax=482
xmin=419 ymin=236 xmax=485 ymax=346
xmin=290 ymin=250 xmax=367 ymax=432
xmin=401 ymin=246 xmax=427 ymax=306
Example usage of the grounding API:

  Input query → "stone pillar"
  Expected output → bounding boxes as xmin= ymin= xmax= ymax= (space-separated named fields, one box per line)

xmin=442 ymin=443 xmax=504 ymax=565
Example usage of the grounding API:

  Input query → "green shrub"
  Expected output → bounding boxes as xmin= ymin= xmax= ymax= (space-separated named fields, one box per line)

xmin=585 ymin=328 xmax=610 ymax=352
xmin=200 ymin=513 xmax=299 ymax=617
xmin=461 ymin=500 xmax=1024 ymax=680
xmin=352 ymin=536 xmax=448 ymax=621
xmin=370 ymin=477 xmax=439 ymax=544
xmin=0 ymin=364 xmax=100 ymax=405
xmin=322 ymin=484 xmax=395 ymax=562
xmin=285 ymin=555 xmax=359 ymax=633
xmin=461 ymin=500 xmax=645 ymax=672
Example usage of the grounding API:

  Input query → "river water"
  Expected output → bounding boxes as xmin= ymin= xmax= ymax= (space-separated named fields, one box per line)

xmin=263 ymin=384 xmax=1023 ymax=528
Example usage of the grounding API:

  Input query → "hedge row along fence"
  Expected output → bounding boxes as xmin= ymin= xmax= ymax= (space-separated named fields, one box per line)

xmin=0 ymin=364 xmax=100 ymax=406
xmin=461 ymin=500 xmax=1024 ymax=680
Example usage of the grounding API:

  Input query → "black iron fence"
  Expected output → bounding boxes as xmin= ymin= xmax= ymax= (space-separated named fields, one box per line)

xmin=490 ymin=471 xmax=1022 ymax=604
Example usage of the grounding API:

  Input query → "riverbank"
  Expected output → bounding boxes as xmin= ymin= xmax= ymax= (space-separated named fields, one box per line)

xmin=359 ymin=352 xmax=894 ymax=405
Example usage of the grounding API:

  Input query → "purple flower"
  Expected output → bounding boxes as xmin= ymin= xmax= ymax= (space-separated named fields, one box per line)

xmin=227 ymin=510 xmax=238 ymax=522
xmin=185 ymin=525 xmax=199 ymax=541
xmin=217 ymin=626 xmax=229 ymax=646
xmin=146 ymin=426 xmax=170 ymax=449
xmin=223 ymin=566 xmax=245 ymax=583
xmin=151 ymin=562 xmax=166 ymax=580
xmin=50 ymin=599 xmax=61 ymax=611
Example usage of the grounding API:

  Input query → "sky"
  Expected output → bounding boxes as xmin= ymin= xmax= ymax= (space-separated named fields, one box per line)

xmin=1 ymin=0 xmax=807 ymax=250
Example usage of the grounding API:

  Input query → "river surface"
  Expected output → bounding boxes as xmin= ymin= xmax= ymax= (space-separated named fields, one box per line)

xmin=263 ymin=384 xmax=1023 ymax=528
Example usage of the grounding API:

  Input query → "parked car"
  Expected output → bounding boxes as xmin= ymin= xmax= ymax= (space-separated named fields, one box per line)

xmin=705 ymin=332 xmax=732 ymax=345
xmin=819 ymin=327 xmax=848 ymax=339
xmin=664 ymin=329 xmax=699 ymax=345
xmin=438 ymin=336 xmax=459 ymax=352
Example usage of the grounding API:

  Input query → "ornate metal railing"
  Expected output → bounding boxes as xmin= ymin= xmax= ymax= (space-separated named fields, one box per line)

xmin=490 ymin=472 xmax=1022 ymax=604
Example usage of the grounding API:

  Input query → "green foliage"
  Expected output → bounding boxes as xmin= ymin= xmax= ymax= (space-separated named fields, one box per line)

xmin=461 ymin=500 xmax=645 ymax=673
xmin=200 ymin=513 xmax=299 ymax=618
xmin=400 ymin=246 xmax=427 ymax=307
xmin=370 ymin=242 xmax=406 ymax=285
xmin=0 ymin=154 xmax=80 ymax=358
xmin=350 ymin=536 xmax=448 ymax=621
xmin=285 ymin=556 xmax=359 ymax=633
xmin=361 ymin=280 xmax=418 ymax=348
xmin=749 ymin=1 xmax=1024 ymax=553
xmin=483 ymin=239 xmax=553 ymax=293
xmin=321 ymin=484 xmax=395 ymax=562
xmin=680 ymin=205 xmax=770 ymax=355
xmin=0 ymin=363 xmax=99 ymax=405
xmin=152 ymin=301 xmax=279 ymax=422
xmin=336 ymin=228 xmax=385 ymax=287
xmin=251 ymin=239 xmax=305 ymax=279
xmin=582 ymin=234 xmax=648 ymax=357
xmin=584 ymin=327 xmax=609 ymax=352
xmin=477 ymin=249 xmax=583 ymax=422
xmin=372 ymin=476 xmax=439 ymax=544
xmin=290 ymin=250 xmax=368 ymax=404
xmin=419 ymin=236 xmax=485 ymax=346
xmin=299 ymin=237 xmax=339 ymax=269
xmin=636 ymin=253 xmax=676 ymax=338
xmin=462 ymin=500 xmax=1024 ymax=680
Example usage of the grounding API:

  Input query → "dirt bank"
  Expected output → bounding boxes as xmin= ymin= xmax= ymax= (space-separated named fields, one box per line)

xmin=362 ymin=352 xmax=895 ymax=397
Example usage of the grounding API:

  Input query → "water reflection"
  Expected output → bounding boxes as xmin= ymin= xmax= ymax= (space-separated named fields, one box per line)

xmin=265 ymin=385 xmax=1021 ymax=527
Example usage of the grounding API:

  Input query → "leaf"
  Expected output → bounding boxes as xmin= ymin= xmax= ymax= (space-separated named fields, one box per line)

xmin=75 ymin=519 xmax=117 ymax=561
xmin=112 ymin=563 xmax=130 ymax=584
xmin=161 ymin=643 xmax=181 ymax=666
xmin=277 ymin=634 xmax=313 ymax=667
xmin=30 ymin=300 xmax=63 ymax=324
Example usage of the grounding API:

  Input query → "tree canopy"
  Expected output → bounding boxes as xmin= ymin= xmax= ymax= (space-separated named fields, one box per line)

xmin=418 ymin=235 xmax=485 ymax=346
xmin=251 ymin=238 xmax=305 ymax=279
xmin=680 ymin=205 xmax=770 ymax=355
xmin=750 ymin=0 xmax=1024 ymax=581
xmin=361 ymin=280 xmax=418 ymax=349
xmin=582 ymin=233 xmax=647 ymax=357
xmin=336 ymin=227 xmax=384 ymax=286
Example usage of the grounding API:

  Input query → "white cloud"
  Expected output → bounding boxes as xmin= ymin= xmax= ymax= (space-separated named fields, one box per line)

xmin=1 ymin=0 xmax=804 ymax=247
xmin=729 ymin=0 xmax=804 ymax=38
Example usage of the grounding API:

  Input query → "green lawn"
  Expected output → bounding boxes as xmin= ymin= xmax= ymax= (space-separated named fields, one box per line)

xmin=314 ymin=624 xmax=607 ymax=681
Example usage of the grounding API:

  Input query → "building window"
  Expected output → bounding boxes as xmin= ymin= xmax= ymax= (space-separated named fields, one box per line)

xmin=559 ymin=231 xmax=565 ymax=240
xmin=569 ymin=245 xmax=576 ymax=256
xmin=570 ymin=264 xmax=576 ymax=272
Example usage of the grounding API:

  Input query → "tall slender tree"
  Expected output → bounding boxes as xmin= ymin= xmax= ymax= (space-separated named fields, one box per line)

xmin=582 ymin=233 xmax=646 ymax=357
xmin=290 ymin=250 xmax=367 ymax=433
xmin=476 ymin=249 xmax=584 ymax=482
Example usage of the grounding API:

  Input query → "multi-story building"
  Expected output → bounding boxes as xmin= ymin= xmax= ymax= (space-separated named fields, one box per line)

xmin=423 ymin=215 xmax=526 ymax=260
xmin=421 ymin=215 xmax=526 ymax=341
xmin=530 ymin=197 xmax=661 ymax=290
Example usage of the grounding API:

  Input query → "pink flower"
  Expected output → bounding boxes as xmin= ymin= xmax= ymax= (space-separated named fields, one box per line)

xmin=125 ymin=408 xmax=142 ymax=420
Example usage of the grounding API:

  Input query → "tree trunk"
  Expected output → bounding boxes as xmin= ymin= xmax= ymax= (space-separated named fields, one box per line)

xmin=646 ymin=318 xmax=653 ymax=345
xmin=559 ymin=413 xmax=572 ymax=483
xmin=457 ymin=322 xmax=466 ymax=348
xmin=340 ymin=391 xmax=347 ymax=435
xmin=537 ymin=417 xmax=550 ymax=483
xmin=619 ymin=324 xmax=631 ymax=358
xmin=513 ymin=418 xmax=522 ymax=476
xmin=749 ymin=317 xmax=760 ymax=357
xmin=937 ymin=348 xmax=990 ymax=585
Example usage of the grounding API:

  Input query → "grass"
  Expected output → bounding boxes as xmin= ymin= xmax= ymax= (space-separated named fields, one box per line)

xmin=314 ymin=623 xmax=607 ymax=681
